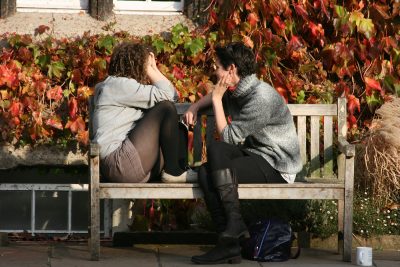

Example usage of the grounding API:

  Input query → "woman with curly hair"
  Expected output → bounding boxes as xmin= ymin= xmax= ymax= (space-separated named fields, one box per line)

xmin=92 ymin=42 xmax=197 ymax=183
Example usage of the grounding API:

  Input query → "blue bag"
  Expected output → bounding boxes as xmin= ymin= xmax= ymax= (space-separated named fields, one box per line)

xmin=241 ymin=219 xmax=300 ymax=262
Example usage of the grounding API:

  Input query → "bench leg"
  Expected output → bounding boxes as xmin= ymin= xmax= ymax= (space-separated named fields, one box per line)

xmin=343 ymin=156 xmax=354 ymax=262
xmin=89 ymin=153 xmax=100 ymax=261
xmin=337 ymin=199 xmax=344 ymax=255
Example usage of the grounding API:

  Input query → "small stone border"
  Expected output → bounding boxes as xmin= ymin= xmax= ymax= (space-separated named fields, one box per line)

xmin=0 ymin=145 xmax=87 ymax=169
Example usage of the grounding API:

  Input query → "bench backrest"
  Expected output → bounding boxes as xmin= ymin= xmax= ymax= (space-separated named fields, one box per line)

xmin=89 ymin=97 xmax=347 ymax=182
xmin=175 ymin=98 xmax=347 ymax=182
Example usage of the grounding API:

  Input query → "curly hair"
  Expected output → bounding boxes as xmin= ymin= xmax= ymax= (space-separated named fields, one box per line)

xmin=108 ymin=42 xmax=152 ymax=84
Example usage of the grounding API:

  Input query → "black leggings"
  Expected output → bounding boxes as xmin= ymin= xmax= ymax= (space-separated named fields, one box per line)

xmin=128 ymin=101 xmax=187 ymax=179
xmin=204 ymin=141 xmax=285 ymax=184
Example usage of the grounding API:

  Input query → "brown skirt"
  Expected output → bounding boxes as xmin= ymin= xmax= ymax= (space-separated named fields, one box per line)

xmin=101 ymin=138 xmax=150 ymax=183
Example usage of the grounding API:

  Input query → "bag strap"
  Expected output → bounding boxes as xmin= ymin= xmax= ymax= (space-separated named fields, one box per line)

xmin=291 ymin=246 xmax=301 ymax=259
xmin=290 ymin=232 xmax=301 ymax=259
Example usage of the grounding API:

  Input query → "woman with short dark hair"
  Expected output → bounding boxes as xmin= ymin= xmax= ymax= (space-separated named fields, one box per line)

xmin=185 ymin=42 xmax=302 ymax=264
xmin=93 ymin=42 xmax=197 ymax=184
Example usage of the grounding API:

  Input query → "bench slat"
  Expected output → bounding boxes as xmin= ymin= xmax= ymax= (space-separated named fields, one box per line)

xmin=297 ymin=116 xmax=307 ymax=180
xmin=99 ymin=183 xmax=345 ymax=188
xmin=310 ymin=116 xmax=321 ymax=178
xmin=288 ymin=104 xmax=337 ymax=116
xmin=324 ymin=116 xmax=334 ymax=178
xmin=99 ymin=184 xmax=344 ymax=200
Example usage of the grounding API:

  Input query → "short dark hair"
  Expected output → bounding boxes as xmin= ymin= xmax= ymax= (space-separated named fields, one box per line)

xmin=108 ymin=42 xmax=152 ymax=84
xmin=215 ymin=42 xmax=256 ymax=78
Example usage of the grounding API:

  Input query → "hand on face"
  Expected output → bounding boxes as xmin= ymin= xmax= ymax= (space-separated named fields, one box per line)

xmin=147 ymin=52 xmax=157 ymax=70
xmin=213 ymin=74 xmax=231 ymax=100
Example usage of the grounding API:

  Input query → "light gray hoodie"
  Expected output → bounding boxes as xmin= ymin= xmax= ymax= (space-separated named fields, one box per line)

xmin=93 ymin=76 xmax=177 ymax=159
xmin=221 ymin=74 xmax=302 ymax=175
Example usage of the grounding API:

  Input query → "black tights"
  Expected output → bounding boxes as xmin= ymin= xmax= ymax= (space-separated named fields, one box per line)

xmin=128 ymin=101 xmax=187 ymax=179
xmin=204 ymin=141 xmax=285 ymax=184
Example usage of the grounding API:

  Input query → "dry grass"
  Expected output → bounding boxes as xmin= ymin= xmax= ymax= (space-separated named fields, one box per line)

xmin=357 ymin=97 xmax=400 ymax=206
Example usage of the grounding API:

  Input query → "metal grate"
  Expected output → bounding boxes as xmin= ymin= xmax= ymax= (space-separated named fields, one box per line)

xmin=0 ymin=184 xmax=110 ymax=236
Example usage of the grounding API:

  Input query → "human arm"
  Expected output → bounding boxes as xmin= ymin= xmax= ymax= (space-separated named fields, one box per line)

xmin=146 ymin=52 xmax=171 ymax=85
xmin=212 ymin=74 xmax=230 ymax=136
xmin=183 ymin=93 xmax=213 ymax=127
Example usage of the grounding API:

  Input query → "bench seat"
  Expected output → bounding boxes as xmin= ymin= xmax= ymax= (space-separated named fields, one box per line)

xmin=99 ymin=182 xmax=345 ymax=199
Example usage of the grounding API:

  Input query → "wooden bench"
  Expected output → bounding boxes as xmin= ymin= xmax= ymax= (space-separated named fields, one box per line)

xmin=88 ymin=97 xmax=355 ymax=262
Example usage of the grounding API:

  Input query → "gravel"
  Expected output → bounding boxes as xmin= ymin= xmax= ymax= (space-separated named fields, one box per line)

xmin=0 ymin=11 xmax=196 ymax=38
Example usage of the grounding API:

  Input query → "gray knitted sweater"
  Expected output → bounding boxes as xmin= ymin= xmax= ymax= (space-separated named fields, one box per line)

xmin=93 ymin=76 xmax=177 ymax=159
xmin=221 ymin=74 xmax=302 ymax=175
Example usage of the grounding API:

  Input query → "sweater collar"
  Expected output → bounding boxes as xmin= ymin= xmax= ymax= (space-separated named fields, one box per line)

xmin=231 ymin=74 xmax=259 ymax=98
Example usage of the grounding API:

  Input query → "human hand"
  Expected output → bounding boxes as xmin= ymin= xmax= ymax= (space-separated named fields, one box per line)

xmin=147 ymin=52 xmax=157 ymax=70
xmin=212 ymin=74 xmax=230 ymax=100
xmin=183 ymin=104 xmax=198 ymax=127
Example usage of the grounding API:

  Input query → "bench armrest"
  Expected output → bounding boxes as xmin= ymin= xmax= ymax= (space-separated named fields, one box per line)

xmin=338 ymin=139 xmax=355 ymax=157
xmin=89 ymin=142 xmax=100 ymax=157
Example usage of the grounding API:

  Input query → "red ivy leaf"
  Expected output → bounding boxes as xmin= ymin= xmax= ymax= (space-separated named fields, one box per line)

xmin=172 ymin=66 xmax=185 ymax=80
xmin=34 ymin=25 xmax=50 ymax=36
xmin=294 ymin=3 xmax=309 ymax=21
xmin=347 ymin=94 xmax=360 ymax=114
xmin=77 ymin=86 xmax=94 ymax=101
xmin=71 ymin=69 xmax=83 ymax=85
xmin=242 ymin=36 xmax=254 ymax=49
xmin=247 ymin=13 xmax=259 ymax=27
xmin=348 ymin=114 xmax=357 ymax=128
xmin=65 ymin=116 xmax=85 ymax=133
xmin=46 ymin=86 xmax=63 ymax=101
xmin=0 ymin=63 xmax=20 ymax=89
xmin=334 ymin=81 xmax=350 ymax=96
xmin=18 ymin=47 xmax=32 ymax=62
xmin=77 ymin=130 xmax=89 ymax=146
xmin=9 ymin=101 xmax=22 ymax=117
xmin=69 ymin=97 xmax=78 ymax=119
xmin=272 ymin=16 xmax=286 ymax=34
xmin=46 ymin=116 xmax=63 ymax=130
xmin=365 ymin=77 xmax=382 ymax=96
xmin=276 ymin=86 xmax=289 ymax=103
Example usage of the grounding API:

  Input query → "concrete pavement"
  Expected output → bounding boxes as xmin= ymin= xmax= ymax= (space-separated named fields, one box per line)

xmin=0 ymin=243 xmax=399 ymax=267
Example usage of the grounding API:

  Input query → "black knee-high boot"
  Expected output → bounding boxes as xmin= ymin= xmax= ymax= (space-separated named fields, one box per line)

xmin=198 ymin=166 xmax=226 ymax=233
xmin=191 ymin=236 xmax=241 ymax=264
xmin=213 ymin=168 xmax=249 ymax=239
xmin=191 ymin=168 xmax=248 ymax=265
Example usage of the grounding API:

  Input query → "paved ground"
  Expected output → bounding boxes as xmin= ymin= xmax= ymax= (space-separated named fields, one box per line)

xmin=0 ymin=243 xmax=399 ymax=267
xmin=0 ymin=12 xmax=195 ymax=38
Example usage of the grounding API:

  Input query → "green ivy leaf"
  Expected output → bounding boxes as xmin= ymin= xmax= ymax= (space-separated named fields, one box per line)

xmin=366 ymin=93 xmax=383 ymax=111
xmin=184 ymin=37 xmax=206 ymax=56
xmin=0 ymin=100 xmax=10 ymax=109
xmin=36 ymin=54 xmax=50 ymax=68
xmin=349 ymin=11 xmax=364 ymax=27
xmin=48 ymin=61 xmax=65 ymax=79
xmin=28 ymin=44 xmax=40 ymax=62
xmin=334 ymin=5 xmax=347 ymax=17
xmin=358 ymin=18 xmax=375 ymax=39
xmin=208 ymin=32 xmax=218 ymax=43
xmin=171 ymin=23 xmax=189 ymax=37
xmin=97 ymin=35 xmax=117 ymax=55
xmin=297 ymin=90 xmax=305 ymax=104
xmin=152 ymin=38 xmax=165 ymax=54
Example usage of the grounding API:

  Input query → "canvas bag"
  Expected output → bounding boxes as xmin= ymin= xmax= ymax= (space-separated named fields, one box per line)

xmin=241 ymin=219 xmax=300 ymax=262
